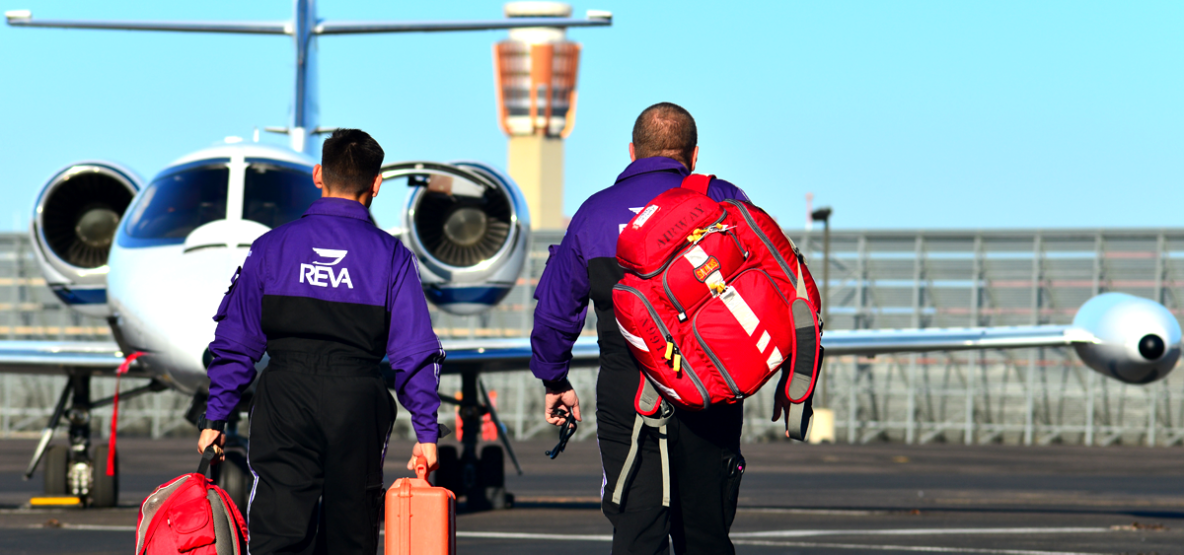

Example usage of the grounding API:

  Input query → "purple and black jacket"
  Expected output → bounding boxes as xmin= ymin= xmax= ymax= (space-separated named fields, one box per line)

xmin=530 ymin=157 xmax=748 ymax=425
xmin=206 ymin=197 xmax=444 ymax=443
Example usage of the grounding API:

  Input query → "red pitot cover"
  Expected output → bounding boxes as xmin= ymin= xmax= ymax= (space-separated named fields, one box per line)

xmin=613 ymin=175 xmax=823 ymax=413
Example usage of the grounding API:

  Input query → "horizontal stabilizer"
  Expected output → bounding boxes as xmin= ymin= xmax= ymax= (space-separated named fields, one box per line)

xmin=316 ymin=16 xmax=611 ymax=35
xmin=5 ymin=13 xmax=287 ymax=34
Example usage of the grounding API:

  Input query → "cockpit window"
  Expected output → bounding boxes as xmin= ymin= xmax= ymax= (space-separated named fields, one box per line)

xmin=243 ymin=161 xmax=319 ymax=228
xmin=124 ymin=161 xmax=229 ymax=240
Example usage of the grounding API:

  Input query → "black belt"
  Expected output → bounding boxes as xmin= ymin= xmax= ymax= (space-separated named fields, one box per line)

xmin=266 ymin=350 xmax=382 ymax=377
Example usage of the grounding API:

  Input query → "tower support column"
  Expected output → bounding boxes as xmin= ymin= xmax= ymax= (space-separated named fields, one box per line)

xmin=508 ymin=135 xmax=565 ymax=230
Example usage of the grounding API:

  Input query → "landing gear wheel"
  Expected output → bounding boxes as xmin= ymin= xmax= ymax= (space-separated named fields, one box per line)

xmin=91 ymin=445 xmax=118 ymax=508
xmin=44 ymin=445 xmax=69 ymax=496
xmin=432 ymin=446 xmax=462 ymax=497
xmin=215 ymin=450 xmax=252 ymax=512
xmin=479 ymin=445 xmax=511 ymax=509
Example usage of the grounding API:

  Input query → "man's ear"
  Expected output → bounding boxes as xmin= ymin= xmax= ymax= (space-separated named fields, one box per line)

xmin=690 ymin=146 xmax=699 ymax=172
xmin=313 ymin=164 xmax=325 ymax=190
xmin=629 ymin=143 xmax=637 ymax=162
xmin=370 ymin=173 xmax=383 ymax=199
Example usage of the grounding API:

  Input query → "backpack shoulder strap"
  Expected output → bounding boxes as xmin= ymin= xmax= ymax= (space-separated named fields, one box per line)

xmin=613 ymin=376 xmax=673 ymax=509
xmin=681 ymin=173 xmax=715 ymax=195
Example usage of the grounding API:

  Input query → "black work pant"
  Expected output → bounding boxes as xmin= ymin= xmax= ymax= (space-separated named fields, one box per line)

xmin=599 ymin=400 xmax=745 ymax=555
xmin=246 ymin=353 xmax=395 ymax=555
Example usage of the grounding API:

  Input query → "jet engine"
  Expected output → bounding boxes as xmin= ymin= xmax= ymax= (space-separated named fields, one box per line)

xmin=1072 ymin=292 xmax=1182 ymax=384
xmin=384 ymin=161 xmax=530 ymax=315
xmin=30 ymin=162 xmax=142 ymax=317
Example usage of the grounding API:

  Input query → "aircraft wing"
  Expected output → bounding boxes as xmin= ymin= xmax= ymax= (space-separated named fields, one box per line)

xmin=0 ymin=341 xmax=144 ymax=376
xmin=439 ymin=337 xmax=600 ymax=374
xmin=0 ymin=326 xmax=1092 ymax=378
xmin=821 ymin=325 xmax=1095 ymax=357
xmin=436 ymin=325 xmax=1096 ymax=373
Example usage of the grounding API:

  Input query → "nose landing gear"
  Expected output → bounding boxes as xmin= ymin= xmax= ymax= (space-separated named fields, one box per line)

xmin=432 ymin=371 xmax=521 ymax=511
xmin=23 ymin=371 xmax=164 ymax=508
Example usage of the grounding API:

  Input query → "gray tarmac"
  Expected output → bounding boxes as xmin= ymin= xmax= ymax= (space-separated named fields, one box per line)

xmin=1 ymin=437 xmax=1182 ymax=554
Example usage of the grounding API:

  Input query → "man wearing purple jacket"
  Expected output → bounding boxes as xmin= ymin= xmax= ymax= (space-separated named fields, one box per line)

xmin=197 ymin=129 xmax=444 ymax=554
xmin=532 ymin=103 xmax=749 ymax=554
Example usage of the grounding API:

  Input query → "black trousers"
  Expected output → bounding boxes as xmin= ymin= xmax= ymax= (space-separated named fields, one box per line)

xmin=598 ymin=386 xmax=745 ymax=555
xmin=246 ymin=353 xmax=395 ymax=555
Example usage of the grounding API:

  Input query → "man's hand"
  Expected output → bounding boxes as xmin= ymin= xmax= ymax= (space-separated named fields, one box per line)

xmin=407 ymin=442 xmax=438 ymax=473
xmin=544 ymin=381 xmax=582 ymax=426
xmin=197 ymin=429 xmax=226 ymax=463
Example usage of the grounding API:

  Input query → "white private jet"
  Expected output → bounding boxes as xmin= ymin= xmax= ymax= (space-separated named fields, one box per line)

xmin=2 ymin=1 xmax=1180 ymax=512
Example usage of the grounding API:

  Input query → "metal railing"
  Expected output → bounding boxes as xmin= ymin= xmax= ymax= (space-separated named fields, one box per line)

xmin=2 ymin=229 xmax=1183 ymax=445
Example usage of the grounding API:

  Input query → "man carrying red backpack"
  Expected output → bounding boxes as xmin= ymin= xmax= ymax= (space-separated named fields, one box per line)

xmin=532 ymin=103 xmax=785 ymax=554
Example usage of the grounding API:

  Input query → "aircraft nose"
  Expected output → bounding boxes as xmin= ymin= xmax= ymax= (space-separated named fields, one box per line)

xmin=1139 ymin=334 xmax=1166 ymax=361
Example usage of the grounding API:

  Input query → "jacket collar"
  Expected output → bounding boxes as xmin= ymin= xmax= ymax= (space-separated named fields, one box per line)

xmin=614 ymin=156 xmax=690 ymax=184
xmin=302 ymin=197 xmax=375 ymax=223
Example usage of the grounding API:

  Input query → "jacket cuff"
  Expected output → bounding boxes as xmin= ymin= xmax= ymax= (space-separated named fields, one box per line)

xmin=198 ymin=415 xmax=227 ymax=432
xmin=542 ymin=377 xmax=572 ymax=392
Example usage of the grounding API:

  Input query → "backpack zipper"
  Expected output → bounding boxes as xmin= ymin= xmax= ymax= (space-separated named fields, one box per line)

xmin=660 ymin=214 xmax=743 ymax=321
xmin=723 ymin=200 xmax=796 ymax=289
xmin=631 ymin=211 xmax=729 ymax=280
xmin=613 ymin=283 xmax=710 ymax=409
xmin=692 ymin=310 xmax=742 ymax=398
xmin=690 ymin=268 xmax=789 ymax=400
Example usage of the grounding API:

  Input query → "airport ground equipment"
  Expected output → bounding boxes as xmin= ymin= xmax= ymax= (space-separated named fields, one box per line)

xmin=386 ymin=456 xmax=456 ymax=555
xmin=135 ymin=446 xmax=248 ymax=555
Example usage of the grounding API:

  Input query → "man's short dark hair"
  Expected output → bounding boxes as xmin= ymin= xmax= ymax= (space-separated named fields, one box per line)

xmin=631 ymin=102 xmax=697 ymax=167
xmin=321 ymin=129 xmax=385 ymax=195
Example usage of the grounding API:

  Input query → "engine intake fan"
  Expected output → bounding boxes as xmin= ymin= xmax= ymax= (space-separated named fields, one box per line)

xmin=31 ymin=162 xmax=142 ymax=317
xmin=414 ymin=181 xmax=512 ymax=268
xmin=41 ymin=169 xmax=135 ymax=268
xmin=386 ymin=161 xmax=530 ymax=315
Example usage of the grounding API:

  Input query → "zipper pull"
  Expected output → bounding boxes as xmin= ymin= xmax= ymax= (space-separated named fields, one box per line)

xmin=664 ymin=335 xmax=674 ymax=360
xmin=672 ymin=353 xmax=682 ymax=373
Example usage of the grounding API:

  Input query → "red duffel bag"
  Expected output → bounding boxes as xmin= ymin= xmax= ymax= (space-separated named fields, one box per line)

xmin=612 ymin=174 xmax=823 ymax=437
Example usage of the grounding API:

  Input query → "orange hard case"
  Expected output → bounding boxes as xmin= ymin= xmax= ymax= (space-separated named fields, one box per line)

xmin=385 ymin=459 xmax=456 ymax=555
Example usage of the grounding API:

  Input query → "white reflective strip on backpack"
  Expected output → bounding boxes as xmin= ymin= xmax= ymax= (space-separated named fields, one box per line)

xmin=720 ymin=287 xmax=760 ymax=335
xmin=705 ymin=270 xmax=725 ymax=292
xmin=766 ymin=347 xmax=784 ymax=370
xmin=683 ymin=245 xmax=709 ymax=267
xmin=651 ymin=379 xmax=684 ymax=402
xmin=757 ymin=330 xmax=771 ymax=352
xmin=616 ymin=319 xmax=651 ymax=352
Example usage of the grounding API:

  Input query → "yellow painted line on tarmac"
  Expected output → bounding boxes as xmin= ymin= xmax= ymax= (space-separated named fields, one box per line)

xmin=28 ymin=497 xmax=81 ymax=506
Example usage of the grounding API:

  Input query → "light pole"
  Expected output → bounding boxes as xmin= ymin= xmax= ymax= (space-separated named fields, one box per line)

xmin=810 ymin=207 xmax=832 ymax=405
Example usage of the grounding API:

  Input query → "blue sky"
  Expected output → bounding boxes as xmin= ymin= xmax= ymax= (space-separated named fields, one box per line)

xmin=1 ymin=1 xmax=1180 ymax=231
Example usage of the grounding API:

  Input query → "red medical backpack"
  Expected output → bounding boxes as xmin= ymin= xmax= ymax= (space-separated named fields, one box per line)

xmin=612 ymin=174 xmax=823 ymax=436
xmin=135 ymin=447 xmax=248 ymax=555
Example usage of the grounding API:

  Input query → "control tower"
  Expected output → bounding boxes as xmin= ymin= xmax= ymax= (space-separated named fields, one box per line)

xmin=494 ymin=2 xmax=584 ymax=229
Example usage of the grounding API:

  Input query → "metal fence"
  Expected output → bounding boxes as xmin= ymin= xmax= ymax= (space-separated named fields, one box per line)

xmin=3 ymin=229 xmax=1183 ymax=445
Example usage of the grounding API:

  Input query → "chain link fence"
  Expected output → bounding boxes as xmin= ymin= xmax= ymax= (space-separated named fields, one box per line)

xmin=3 ymin=229 xmax=1183 ymax=445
